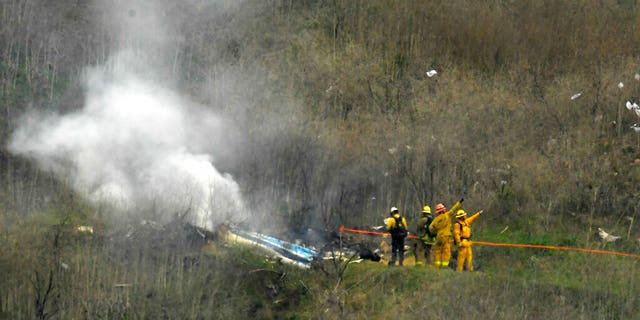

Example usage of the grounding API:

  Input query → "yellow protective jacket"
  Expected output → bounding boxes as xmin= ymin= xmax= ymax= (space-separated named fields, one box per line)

xmin=454 ymin=211 xmax=482 ymax=246
xmin=428 ymin=201 xmax=462 ymax=239
xmin=386 ymin=213 xmax=408 ymax=233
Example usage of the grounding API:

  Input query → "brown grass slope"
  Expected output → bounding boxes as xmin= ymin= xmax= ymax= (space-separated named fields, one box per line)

xmin=1 ymin=0 xmax=640 ymax=318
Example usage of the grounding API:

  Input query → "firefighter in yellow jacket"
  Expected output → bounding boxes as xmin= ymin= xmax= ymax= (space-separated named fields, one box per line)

xmin=386 ymin=207 xmax=408 ymax=266
xmin=454 ymin=209 xmax=483 ymax=272
xmin=428 ymin=199 xmax=463 ymax=268
xmin=414 ymin=205 xmax=435 ymax=265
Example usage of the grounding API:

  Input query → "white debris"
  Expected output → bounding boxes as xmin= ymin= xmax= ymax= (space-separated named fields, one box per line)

xmin=635 ymin=73 xmax=640 ymax=81
xmin=598 ymin=227 xmax=621 ymax=242
xmin=570 ymin=92 xmax=582 ymax=100
xmin=627 ymin=101 xmax=640 ymax=117
xmin=322 ymin=250 xmax=351 ymax=261
xmin=76 ymin=226 xmax=94 ymax=234
xmin=426 ymin=70 xmax=438 ymax=77
xmin=618 ymin=82 xmax=625 ymax=88
xmin=631 ymin=124 xmax=640 ymax=132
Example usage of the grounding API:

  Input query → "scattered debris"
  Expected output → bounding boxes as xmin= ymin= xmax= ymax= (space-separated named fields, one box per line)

xmin=140 ymin=219 xmax=164 ymax=231
xmin=426 ymin=69 xmax=438 ymax=77
xmin=618 ymin=82 xmax=624 ymax=88
xmin=598 ymin=227 xmax=621 ymax=243
xmin=195 ymin=228 xmax=207 ymax=239
xmin=626 ymin=101 xmax=637 ymax=110
xmin=224 ymin=228 xmax=317 ymax=268
xmin=76 ymin=226 xmax=94 ymax=234
xmin=358 ymin=247 xmax=381 ymax=262
xmin=625 ymin=101 xmax=640 ymax=118
xmin=570 ymin=92 xmax=582 ymax=100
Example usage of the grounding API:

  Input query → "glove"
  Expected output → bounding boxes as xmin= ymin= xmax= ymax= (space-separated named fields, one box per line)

xmin=459 ymin=198 xmax=464 ymax=203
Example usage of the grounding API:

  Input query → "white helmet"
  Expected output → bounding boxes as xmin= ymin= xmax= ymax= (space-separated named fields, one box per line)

xmin=390 ymin=207 xmax=399 ymax=213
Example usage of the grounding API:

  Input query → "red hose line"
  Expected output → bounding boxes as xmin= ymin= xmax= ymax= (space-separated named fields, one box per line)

xmin=339 ymin=225 xmax=640 ymax=259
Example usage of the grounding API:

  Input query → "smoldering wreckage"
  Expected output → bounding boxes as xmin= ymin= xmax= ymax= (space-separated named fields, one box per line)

xmin=72 ymin=216 xmax=635 ymax=272
xmin=75 ymin=219 xmax=405 ymax=269
xmin=86 ymin=194 xmax=602 ymax=273
xmin=220 ymin=223 xmax=483 ymax=270
xmin=221 ymin=225 xmax=386 ymax=268
xmin=213 ymin=223 xmax=389 ymax=269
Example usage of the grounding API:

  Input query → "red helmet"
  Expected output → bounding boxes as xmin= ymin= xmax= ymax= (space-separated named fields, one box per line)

xmin=435 ymin=203 xmax=446 ymax=214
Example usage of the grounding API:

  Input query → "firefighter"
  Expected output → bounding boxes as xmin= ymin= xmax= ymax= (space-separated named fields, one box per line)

xmin=454 ymin=209 xmax=483 ymax=272
xmin=386 ymin=207 xmax=408 ymax=266
xmin=428 ymin=199 xmax=463 ymax=269
xmin=414 ymin=205 xmax=435 ymax=265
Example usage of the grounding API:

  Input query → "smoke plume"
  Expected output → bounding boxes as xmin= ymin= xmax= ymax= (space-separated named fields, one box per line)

xmin=8 ymin=1 xmax=246 ymax=230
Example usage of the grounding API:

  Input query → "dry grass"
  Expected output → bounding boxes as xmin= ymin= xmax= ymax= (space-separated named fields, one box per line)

xmin=1 ymin=0 xmax=640 ymax=318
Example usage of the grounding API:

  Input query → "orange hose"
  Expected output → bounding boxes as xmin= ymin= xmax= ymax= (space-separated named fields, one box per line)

xmin=339 ymin=225 xmax=640 ymax=259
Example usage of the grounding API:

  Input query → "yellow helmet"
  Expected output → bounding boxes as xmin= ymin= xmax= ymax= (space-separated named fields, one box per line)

xmin=422 ymin=205 xmax=431 ymax=214
xmin=456 ymin=209 xmax=467 ymax=219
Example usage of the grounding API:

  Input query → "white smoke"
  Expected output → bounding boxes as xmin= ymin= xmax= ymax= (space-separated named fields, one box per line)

xmin=8 ymin=62 xmax=245 ymax=230
xmin=7 ymin=0 xmax=252 ymax=230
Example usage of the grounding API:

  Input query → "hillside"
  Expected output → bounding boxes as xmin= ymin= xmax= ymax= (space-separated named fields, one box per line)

xmin=1 ymin=0 xmax=639 ymax=319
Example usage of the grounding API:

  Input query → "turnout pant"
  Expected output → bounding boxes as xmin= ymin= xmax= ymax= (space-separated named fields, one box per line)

xmin=414 ymin=239 xmax=432 ymax=265
xmin=456 ymin=240 xmax=473 ymax=271
xmin=389 ymin=236 xmax=405 ymax=266
xmin=431 ymin=235 xmax=452 ymax=268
